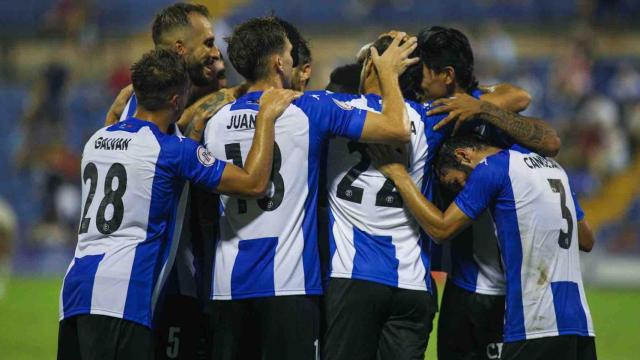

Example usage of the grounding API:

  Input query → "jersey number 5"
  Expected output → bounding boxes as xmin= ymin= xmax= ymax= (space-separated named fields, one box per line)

xmin=79 ymin=162 xmax=127 ymax=235
xmin=547 ymin=178 xmax=573 ymax=249
xmin=225 ymin=142 xmax=285 ymax=214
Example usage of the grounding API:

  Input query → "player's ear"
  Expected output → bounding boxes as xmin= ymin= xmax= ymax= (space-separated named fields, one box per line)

xmin=274 ymin=54 xmax=285 ymax=75
xmin=454 ymin=148 xmax=473 ymax=166
xmin=174 ymin=40 xmax=187 ymax=56
xmin=443 ymin=66 xmax=455 ymax=86
xmin=300 ymin=63 xmax=312 ymax=83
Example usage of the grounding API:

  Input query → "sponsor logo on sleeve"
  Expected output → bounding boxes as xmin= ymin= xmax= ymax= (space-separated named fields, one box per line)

xmin=197 ymin=146 xmax=215 ymax=167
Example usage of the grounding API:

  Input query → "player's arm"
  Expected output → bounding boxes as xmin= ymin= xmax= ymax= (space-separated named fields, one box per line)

xmin=184 ymin=88 xmax=301 ymax=198
xmin=178 ymin=88 xmax=237 ymax=142
xmin=105 ymin=84 xmax=133 ymax=126
xmin=578 ymin=220 xmax=595 ymax=252
xmin=359 ymin=33 xmax=420 ymax=144
xmin=478 ymin=83 xmax=532 ymax=113
xmin=430 ymin=93 xmax=561 ymax=157
xmin=571 ymin=191 xmax=594 ymax=252
xmin=367 ymin=145 xmax=473 ymax=242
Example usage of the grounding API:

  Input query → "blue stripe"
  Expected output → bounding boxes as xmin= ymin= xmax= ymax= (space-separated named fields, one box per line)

xmin=551 ymin=281 xmax=589 ymax=336
xmin=123 ymin=132 xmax=184 ymax=326
xmin=418 ymin=237 xmax=432 ymax=292
xmin=62 ymin=254 xmax=105 ymax=318
xmin=352 ymin=226 xmax=399 ymax=287
xmin=326 ymin=208 xmax=336 ymax=289
xmin=450 ymin=227 xmax=479 ymax=293
xmin=496 ymin=156 xmax=526 ymax=342
xmin=126 ymin=94 xmax=137 ymax=118
xmin=231 ymin=237 xmax=277 ymax=298
xmin=301 ymin=113 xmax=323 ymax=295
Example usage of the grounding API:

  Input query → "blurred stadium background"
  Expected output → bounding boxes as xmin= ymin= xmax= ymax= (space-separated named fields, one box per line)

xmin=0 ymin=0 xmax=639 ymax=359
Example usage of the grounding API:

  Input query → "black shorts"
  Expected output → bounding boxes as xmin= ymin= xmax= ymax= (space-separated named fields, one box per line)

xmin=208 ymin=295 xmax=320 ymax=360
xmin=58 ymin=314 xmax=153 ymax=360
xmin=154 ymin=294 xmax=207 ymax=360
xmin=323 ymin=278 xmax=437 ymax=360
xmin=501 ymin=335 xmax=596 ymax=360
xmin=438 ymin=280 xmax=505 ymax=360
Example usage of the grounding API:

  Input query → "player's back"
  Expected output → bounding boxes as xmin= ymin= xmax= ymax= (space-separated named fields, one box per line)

xmin=326 ymin=96 xmax=448 ymax=291
xmin=204 ymin=90 xmax=367 ymax=300
xmin=60 ymin=118 xmax=192 ymax=327
xmin=464 ymin=145 xmax=595 ymax=341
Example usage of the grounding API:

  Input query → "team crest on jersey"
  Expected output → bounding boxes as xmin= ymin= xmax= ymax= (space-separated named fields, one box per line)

xmin=332 ymin=98 xmax=354 ymax=110
xmin=197 ymin=146 xmax=215 ymax=167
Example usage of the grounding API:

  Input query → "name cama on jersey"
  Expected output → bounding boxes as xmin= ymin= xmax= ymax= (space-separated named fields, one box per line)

xmin=454 ymin=145 xmax=595 ymax=342
xmin=326 ymin=94 xmax=451 ymax=292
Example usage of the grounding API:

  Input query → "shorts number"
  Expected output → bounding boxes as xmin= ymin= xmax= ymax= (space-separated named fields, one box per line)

xmin=547 ymin=178 xmax=574 ymax=249
xmin=78 ymin=162 xmax=127 ymax=235
xmin=166 ymin=326 xmax=180 ymax=359
xmin=225 ymin=142 xmax=285 ymax=213
xmin=336 ymin=142 xmax=403 ymax=208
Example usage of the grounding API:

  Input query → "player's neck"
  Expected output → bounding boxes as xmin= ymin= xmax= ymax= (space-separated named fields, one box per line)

xmin=133 ymin=107 xmax=176 ymax=134
xmin=247 ymin=75 xmax=285 ymax=93
xmin=452 ymin=84 xmax=468 ymax=96
xmin=362 ymin=78 xmax=381 ymax=96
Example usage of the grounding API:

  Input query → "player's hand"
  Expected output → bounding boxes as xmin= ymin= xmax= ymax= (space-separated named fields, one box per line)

xmin=370 ymin=32 xmax=419 ymax=76
xmin=428 ymin=93 xmax=487 ymax=134
xmin=367 ymin=144 xmax=408 ymax=180
xmin=258 ymin=88 xmax=303 ymax=122
xmin=378 ymin=30 xmax=409 ymax=41
xmin=105 ymin=84 xmax=134 ymax=126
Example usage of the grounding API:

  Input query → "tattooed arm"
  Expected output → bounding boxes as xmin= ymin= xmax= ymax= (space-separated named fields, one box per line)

xmin=429 ymin=93 xmax=561 ymax=157
xmin=178 ymin=87 xmax=240 ymax=142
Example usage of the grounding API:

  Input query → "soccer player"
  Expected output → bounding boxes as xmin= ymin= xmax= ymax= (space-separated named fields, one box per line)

xmin=57 ymin=49 xmax=300 ymax=360
xmin=322 ymin=34 xmax=536 ymax=360
xmin=415 ymin=26 xmax=562 ymax=360
xmin=368 ymin=133 xmax=596 ymax=360
xmin=203 ymin=17 xmax=418 ymax=360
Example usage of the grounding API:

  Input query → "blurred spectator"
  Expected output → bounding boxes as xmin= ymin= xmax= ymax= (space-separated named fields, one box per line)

xmin=477 ymin=21 xmax=517 ymax=78
xmin=0 ymin=198 xmax=16 ymax=299
xmin=42 ymin=0 xmax=90 ymax=39
xmin=608 ymin=62 xmax=640 ymax=103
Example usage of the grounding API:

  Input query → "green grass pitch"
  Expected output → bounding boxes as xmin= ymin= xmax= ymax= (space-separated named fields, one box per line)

xmin=0 ymin=277 xmax=638 ymax=359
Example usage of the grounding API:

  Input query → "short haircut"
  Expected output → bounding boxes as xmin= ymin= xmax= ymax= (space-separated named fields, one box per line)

xmin=152 ymin=3 xmax=210 ymax=46
xmin=130 ymin=49 xmax=189 ymax=111
xmin=274 ymin=17 xmax=312 ymax=68
xmin=326 ymin=63 xmax=362 ymax=94
xmin=435 ymin=134 xmax=488 ymax=176
xmin=227 ymin=17 xmax=288 ymax=82
xmin=417 ymin=26 xmax=479 ymax=91
xmin=370 ymin=35 xmax=422 ymax=102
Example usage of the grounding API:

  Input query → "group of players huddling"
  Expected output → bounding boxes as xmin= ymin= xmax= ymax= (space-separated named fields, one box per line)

xmin=57 ymin=3 xmax=597 ymax=360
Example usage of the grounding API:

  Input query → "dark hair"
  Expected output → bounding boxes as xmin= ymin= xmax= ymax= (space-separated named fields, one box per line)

xmin=131 ymin=49 xmax=189 ymax=111
xmin=417 ymin=26 xmax=479 ymax=91
xmin=370 ymin=35 xmax=422 ymax=102
xmin=435 ymin=134 xmax=488 ymax=176
xmin=152 ymin=3 xmax=210 ymax=46
xmin=326 ymin=63 xmax=362 ymax=94
xmin=227 ymin=17 xmax=288 ymax=82
xmin=274 ymin=17 xmax=311 ymax=68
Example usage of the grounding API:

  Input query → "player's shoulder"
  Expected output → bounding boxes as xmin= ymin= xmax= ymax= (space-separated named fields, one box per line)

xmin=293 ymin=90 xmax=363 ymax=110
xmin=470 ymin=149 xmax=511 ymax=184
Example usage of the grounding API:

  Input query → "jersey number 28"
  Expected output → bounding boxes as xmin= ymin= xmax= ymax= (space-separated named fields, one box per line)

xmin=78 ymin=162 xmax=127 ymax=235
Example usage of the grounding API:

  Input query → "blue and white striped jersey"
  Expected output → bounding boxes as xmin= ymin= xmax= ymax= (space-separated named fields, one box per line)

xmin=326 ymin=95 xmax=450 ymax=291
xmin=59 ymin=117 xmax=226 ymax=327
xmin=204 ymin=91 xmax=367 ymax=300
xmin=454 ymin=144 xmax=594 ymax=342
xmin=430 ymin=89 xmax=506 ymax=295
